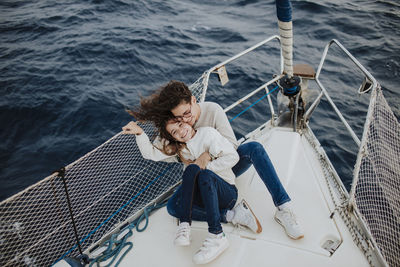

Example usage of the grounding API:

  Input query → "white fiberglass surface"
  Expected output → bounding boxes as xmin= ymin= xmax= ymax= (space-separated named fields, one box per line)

xmin=113 ymin=127 xmax=369 ymax=267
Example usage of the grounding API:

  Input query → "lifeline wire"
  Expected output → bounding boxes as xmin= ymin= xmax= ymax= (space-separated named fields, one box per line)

xmin=229 ymin=85 xmax=279 ymax=122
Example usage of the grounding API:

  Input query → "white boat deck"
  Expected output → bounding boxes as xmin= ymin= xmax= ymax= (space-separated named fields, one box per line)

xmin=111 ymin=126 xmax=370 ymax=266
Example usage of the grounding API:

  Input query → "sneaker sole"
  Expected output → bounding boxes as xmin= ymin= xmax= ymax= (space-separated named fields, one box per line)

xmin=174 ymin=239 xmax=191 ymax=246
xmin=174 ymin=235 xmax=192 ymax=246
xmin=242 ymin=199 xmax=263 ymax=234
xmin=274 ymin=215 xmax=304 ymax=240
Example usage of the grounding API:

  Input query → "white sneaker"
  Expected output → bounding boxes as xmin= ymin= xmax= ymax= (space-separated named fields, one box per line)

xmin=192 ymin=232 xmax=229 ymax=265
xmin=231 ymin=199 xmax=262 ymax=233
xmin=174 ymin=222 xmax=191 ymax=246
xmin=274 ymin=208 xmax=304 ymax=239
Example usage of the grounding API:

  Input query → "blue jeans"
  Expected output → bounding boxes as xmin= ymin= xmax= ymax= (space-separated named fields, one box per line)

xmin=232 ymin=141 xmax=290 ymax=206
xmin=167 ymin=164 xmax=237 ymax=234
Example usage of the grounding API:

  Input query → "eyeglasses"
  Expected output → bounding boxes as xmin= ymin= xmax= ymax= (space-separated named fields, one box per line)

xmin=174 ymin=103 xmax=192 ymax=120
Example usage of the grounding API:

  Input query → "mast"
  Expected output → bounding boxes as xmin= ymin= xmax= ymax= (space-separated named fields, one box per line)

xmin=276 ymin=0 xmax=303 ymax=131
xmin=276 ymin=0 xmax=293 ymax=77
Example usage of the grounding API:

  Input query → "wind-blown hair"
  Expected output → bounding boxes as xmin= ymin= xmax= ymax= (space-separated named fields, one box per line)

xmin=128 ymin=80 xmax=192 ymax=128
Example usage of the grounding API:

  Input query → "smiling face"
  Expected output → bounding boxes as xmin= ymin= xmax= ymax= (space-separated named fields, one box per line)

xmin=171 ymin=96 xmax=199 ymax=126
xmin=165 ymin=120 xmax=195 ymax=143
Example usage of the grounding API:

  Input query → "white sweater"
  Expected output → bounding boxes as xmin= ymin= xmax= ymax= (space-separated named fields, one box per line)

xmin=135 ymin=127 xmax=239 ymax=185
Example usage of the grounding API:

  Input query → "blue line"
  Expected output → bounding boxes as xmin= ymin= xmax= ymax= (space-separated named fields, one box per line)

xmin=229 ymin=85 xmax=279 ymax=122
xmin=53 ymin=165 xmax=173 ymax=265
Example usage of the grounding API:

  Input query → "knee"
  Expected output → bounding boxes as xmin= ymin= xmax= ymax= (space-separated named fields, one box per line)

xmin=248 ymin=141 xmax=263 ymax=150
xmin=182 ymin=164 xmax=201 ymax=183
xmin=248 ymin=141 xmax=266 ymax=156
xmin=186 ymin=164 xmax=200 ymax=173
xmin=239 ymin=141 xmax=264 ymax=154
xmin=197 ymin=170 xmax=214 ymax=186
xmin=184 ymin=164 xmax=200 ymax=176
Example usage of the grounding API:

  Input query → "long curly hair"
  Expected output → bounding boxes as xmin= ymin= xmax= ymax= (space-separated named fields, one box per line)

xmin=127 ymin=80 xmax=192 ymax=129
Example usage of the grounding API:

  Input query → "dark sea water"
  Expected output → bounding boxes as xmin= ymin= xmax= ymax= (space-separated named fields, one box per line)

xmin=1 ymin=0 xmax=399 ymax=201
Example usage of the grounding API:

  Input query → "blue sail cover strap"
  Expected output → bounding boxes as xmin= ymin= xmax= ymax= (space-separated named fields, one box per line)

xmin=276 ymin=0 xmax=292 ymax=22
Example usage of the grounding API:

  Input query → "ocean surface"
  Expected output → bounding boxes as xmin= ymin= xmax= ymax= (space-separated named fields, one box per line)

xmin=1 ymin=0 xmax=399 ymax=201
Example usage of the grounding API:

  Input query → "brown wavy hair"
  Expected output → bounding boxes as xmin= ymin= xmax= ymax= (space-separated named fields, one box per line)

xmin=127 ymin=80 xmax=192 ymax=128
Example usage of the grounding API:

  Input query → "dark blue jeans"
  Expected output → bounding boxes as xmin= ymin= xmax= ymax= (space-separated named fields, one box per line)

xmin=232 ymin=141 xmax=290 ymax=206
xmin=167 ymin=164 xmax=237 ymax=234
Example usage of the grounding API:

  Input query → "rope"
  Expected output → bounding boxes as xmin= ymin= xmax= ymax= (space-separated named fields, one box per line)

xmin=229 ymin=85 xmax=279 ymax=122
xmin=89 ymin=201 xmax=168 ymax=267
xmin=284 ymin=85 xmax=299 ymax=95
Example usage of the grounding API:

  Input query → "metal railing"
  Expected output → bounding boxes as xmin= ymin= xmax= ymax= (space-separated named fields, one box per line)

xmin=304 ymin=39 xmax=378 ymax=147
xmin=303 ymin=40 xmax=388 ymax=267
xmin=199 ymin=35 xmax=284 ymax=122
xmin=196 ymin=36 xmax=378 ymax=148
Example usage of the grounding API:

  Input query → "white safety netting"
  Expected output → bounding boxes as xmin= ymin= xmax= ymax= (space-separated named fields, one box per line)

xmin=351 ymin=85 xmax=400 ymax=267
xmin=0 ymin=74 xmax=208 ymax=267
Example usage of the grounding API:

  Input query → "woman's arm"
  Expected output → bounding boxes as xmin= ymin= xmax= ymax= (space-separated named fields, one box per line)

xmin=205 ymin=128 xmax=239 ymax=172
xmin=193 ymin=152 xmax=211 ymax=169
xmin=122 ymin=121 xmax=177 ymax=162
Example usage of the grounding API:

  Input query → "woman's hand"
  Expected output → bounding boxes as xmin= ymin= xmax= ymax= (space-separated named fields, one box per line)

xmin=122 ymin=121 xmax=144 ymax=135
xmin=193 ymin=151 xmax=211 ymax=169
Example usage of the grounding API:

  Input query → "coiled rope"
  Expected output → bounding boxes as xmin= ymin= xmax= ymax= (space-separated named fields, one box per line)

xmin=89 ymin=201 xmax=168 ymax=267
